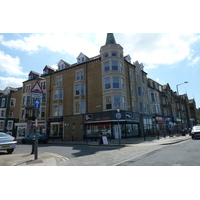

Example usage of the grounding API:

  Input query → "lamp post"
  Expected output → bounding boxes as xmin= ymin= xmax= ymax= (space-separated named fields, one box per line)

xmin=176 ymin=81 xmax=188 ymax=95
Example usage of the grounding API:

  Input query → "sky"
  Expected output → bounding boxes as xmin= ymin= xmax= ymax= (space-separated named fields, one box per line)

xmin=0 ymin=33 xmax=200 ymax=108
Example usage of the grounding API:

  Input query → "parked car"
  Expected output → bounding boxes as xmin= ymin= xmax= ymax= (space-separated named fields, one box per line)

xmin=191 ymin=126 xmax=200 ymax=139
xmin=21 ymin=133 xmax=49 ymax=144
xmin=0 ymin=132 xmax=17 ymax=154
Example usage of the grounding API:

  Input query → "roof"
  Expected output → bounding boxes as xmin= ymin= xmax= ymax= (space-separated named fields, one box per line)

xmin=105 ymin=33 xmax=117 ymax=45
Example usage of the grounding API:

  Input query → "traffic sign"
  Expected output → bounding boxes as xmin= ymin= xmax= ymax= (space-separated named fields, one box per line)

xmin=115 ymin=112 xmax=122 ymax=119
xmin=34 ymin=99 xmax=40 ymax=109
xmin=31 ymin=81 xmax=43 ymax=93
xmin=32 ymin=93 xmax=42 ymax=99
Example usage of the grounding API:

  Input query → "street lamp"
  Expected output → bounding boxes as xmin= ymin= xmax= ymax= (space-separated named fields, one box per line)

xmin=176 ymin=81 xmax=188 ymax=95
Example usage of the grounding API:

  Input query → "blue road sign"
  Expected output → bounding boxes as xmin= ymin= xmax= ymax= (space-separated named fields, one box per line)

xmin=34 ymin=99 xmax=40 ymax=109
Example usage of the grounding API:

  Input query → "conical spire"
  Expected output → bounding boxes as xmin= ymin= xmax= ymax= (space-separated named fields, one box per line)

xmin=105 ymin=33 xmax=117 ymax=45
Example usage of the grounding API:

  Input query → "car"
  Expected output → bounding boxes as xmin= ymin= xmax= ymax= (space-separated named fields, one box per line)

xmin=191 ymin=126 xmax=200 ymax=139
xmin=21 ymin=133 xmax=49 ymax=144
xmin=0 ymin=132 xmax=17 ymax=154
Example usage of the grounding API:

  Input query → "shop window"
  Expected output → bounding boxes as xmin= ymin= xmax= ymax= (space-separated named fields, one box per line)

xmin=50 ymin=123 xmax=63 ymax=137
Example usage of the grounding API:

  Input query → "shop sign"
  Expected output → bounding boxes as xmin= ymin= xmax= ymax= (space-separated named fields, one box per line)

xmin=102 ymin=136 xmax=108 ymax=145
xmin=156 ymin=116 xmax=164 ymax=124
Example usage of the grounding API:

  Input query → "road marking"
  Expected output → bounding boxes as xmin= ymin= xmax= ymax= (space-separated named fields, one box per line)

xmin=44 ymin=152 xmax=69 ymax=161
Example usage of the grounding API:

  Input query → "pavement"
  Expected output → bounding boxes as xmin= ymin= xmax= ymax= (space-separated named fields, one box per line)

xmin=0 ymin=135 xmax=191 ymax=166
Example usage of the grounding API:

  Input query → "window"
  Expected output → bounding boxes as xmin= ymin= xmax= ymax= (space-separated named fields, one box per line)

xmin=54 ymin=89 xmax=63 ymax=100
xmin=120 ymin=62 xmax=124 ymax=72
xmin=53 ymin=105 xmax=58 ymax=116
xmin=0 ymin=109 xmax=6 ymax=117
xmin=112 ymin=61 xmax=118 ymax=70
xmin=1 ymin=98 xmax=5 ymax=107
xmin=112 ymin=52 xmax=117 ymax=57
xmin=104 ymin=61 xmax=110 ymax=72
xmin=129 ymin=70 xmax=133 ymax=80
xmin=131 ymin=85 xmax=134 ymax=96
xmin=137 ymin=74 xmax=141 ymax=83
xmin=104 ymin=53 xmax=109 ymax=58
xmin=76 ymin=71 xmax=84 ymax=80
xmin=27 ymin=96 xmax=31 ymax=105
xmin=139 ymin=102 xmax=143 ymax=113
xmin=41 ymin=107 xmax=45 ymax=118
xmin=138 ymin=87 xmax=142 ymax=96
xmin=21 ymin=109 xmax=25 ymax=119
xmin=0 ymin=121 xmax=4 ymax=130
xmin=74 ymin=101 xmax=85 ymax=114
xmin=114 ymin=96 xmax=121 ymax=108
xmin=9 ymin=110 xmax=13 ymax=117
xmin=10 ymin=98 xmax=16 ymax=107
xmin=7 ymin=121 xmax=13 ymax=130
xmin=75 ymin=102 xmax=80 ymax=114
xmin=75 ymin=84 xmax=85 ymax=96
xmin=113 ymin=77 xmax=119 ymax=88
xmin=26 ymin=85 xmax=31 ymax=93
xmin=23 ymin=96 xmax=26 ymax=105
xmin=105 ymin=96 xmax=112 ymax=110
xmin=56 ymin=76 xmax=62 ymax=86
xmin=121 ymin=78 xmax=125 ymax=90
xmin=81 ymin=101 xmax=85 ymax=114
xmin=59 ymin=105 xmax=63 ymax=116
xmin=151 ymin=93 xmax=155 ymax=102
xmin=122 ymin=97 xmax=126 ymax=109
xmin=132 ymin=101 xmax=136 ymax=112
xmin=41 ymin=81 xmax=46 ymax=89
xmin=42 ymin=93 xmax=46 ymax=102
xmin=105 ymin=78 xmax=111 ymax=89
xmin=81 ymin=84 xmax=85 ymax=95
xmin=75 ymin=85 xmax=80 ymax=96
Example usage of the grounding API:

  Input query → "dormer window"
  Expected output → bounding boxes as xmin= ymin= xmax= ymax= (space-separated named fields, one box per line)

xmin=77 ymin=52 xmax=89 ymax=64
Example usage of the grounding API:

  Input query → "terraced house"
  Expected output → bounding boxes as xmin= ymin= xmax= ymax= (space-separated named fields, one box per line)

xmin=11 ymin=33 xmax=197 ymax=141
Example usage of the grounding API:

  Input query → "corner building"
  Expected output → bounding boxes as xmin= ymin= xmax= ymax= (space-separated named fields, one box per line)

xmin=17 ymin=33 xmax=150 ymax=141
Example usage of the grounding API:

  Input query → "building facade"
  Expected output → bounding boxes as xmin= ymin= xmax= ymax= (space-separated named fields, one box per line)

xmin=5 ymin=33 xmax=197 ymax=140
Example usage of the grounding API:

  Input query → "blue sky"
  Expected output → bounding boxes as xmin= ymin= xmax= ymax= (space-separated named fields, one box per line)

xmin=0 ymin=33 xmax=200 ymax=108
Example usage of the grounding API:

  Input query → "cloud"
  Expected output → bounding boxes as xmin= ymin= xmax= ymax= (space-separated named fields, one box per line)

xmin=0 ymin=77 xmax=26 ymax=89
xmin=0 ymin=51 xmax=28 ymax=76
xmin=1 ymin=33 xmax=200 ymax=68
xmin=117 ymin=33 xmax=200 ymax=66
xmin=189 ymin=56 xmax=200 ymax=66
xmin=0 ymin=33 xmax=103 ymax=58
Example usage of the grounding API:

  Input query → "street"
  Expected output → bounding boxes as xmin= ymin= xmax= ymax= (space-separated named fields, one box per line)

xmin=1 ymin=137 xmax=199 ymax=166
xmin=117 ymin=139 xmax=200 ymax=166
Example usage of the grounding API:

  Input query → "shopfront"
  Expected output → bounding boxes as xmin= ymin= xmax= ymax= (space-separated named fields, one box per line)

xmin=48 ymin=117 xmax=63 ymax=139
xmin=85 ymin=111 xmax=140 ymax=139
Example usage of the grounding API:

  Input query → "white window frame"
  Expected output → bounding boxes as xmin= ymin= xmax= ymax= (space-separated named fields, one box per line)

xmin=10 ymin=98 xmax=16 ymax=107
xmin=0 ymin=108 xmax=6 ymax=117
xmin=1 ymin=98 xmax=5 ymax=107
xmin=56 ymin=76 xmax=63 ymax=86
xmin=76 ymin=70 xmax=84 ymax=81
xmin=7 ymin=120 xmax=13 ymax=130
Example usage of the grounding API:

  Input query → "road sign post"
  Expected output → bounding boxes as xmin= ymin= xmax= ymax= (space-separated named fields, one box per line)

xmin=115 ymin=109 xmax=121 ymax=145
xmin=31 ymin=81 xmax=43 ymax=160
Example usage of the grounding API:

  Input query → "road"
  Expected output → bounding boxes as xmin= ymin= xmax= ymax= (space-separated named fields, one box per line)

xmin=11 ymin=143 xmax=119 ymax=160
xmin=117 ymin=139 xmax=200 ymax=166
